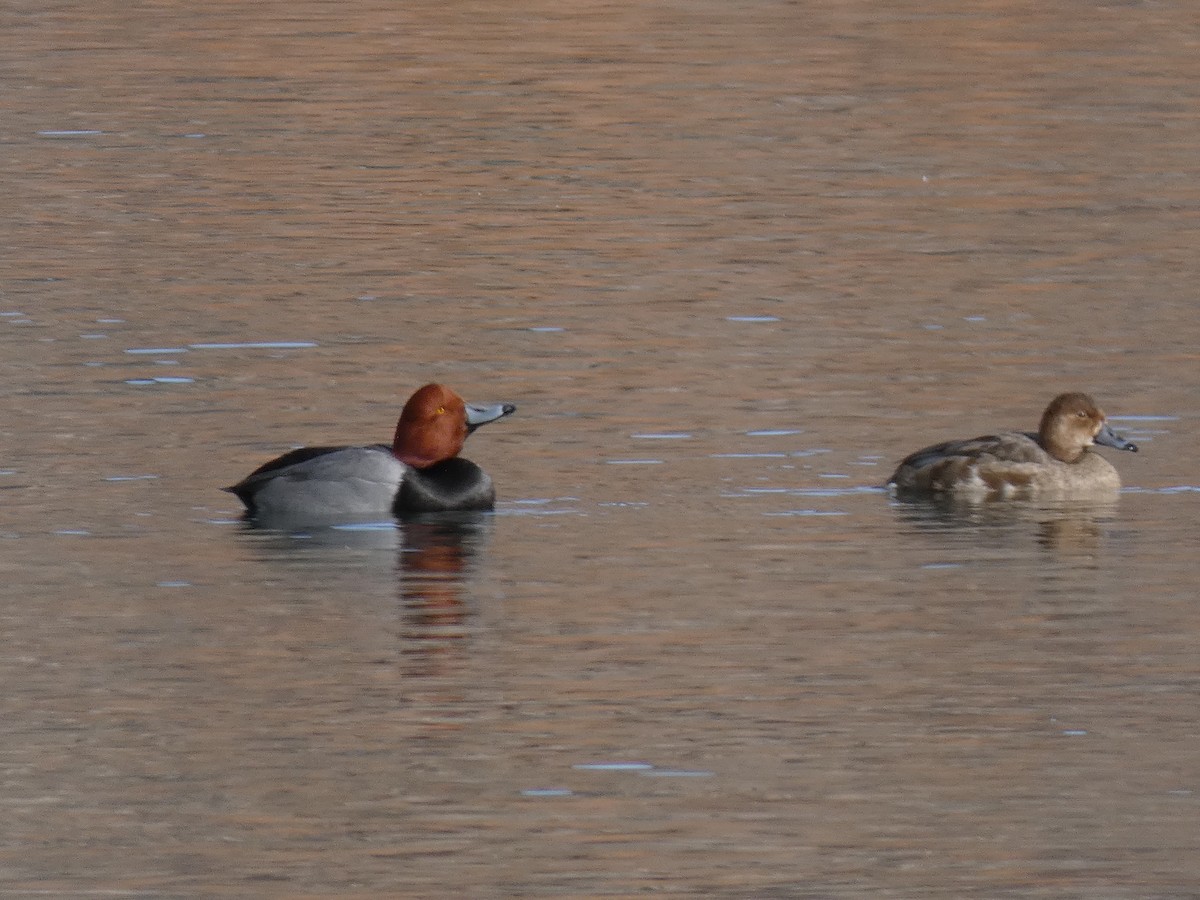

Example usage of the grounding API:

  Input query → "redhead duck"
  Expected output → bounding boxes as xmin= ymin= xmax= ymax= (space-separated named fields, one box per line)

xmin=888 ymin=392 xmax=1137 ymax=497
xmin=226 ymin=383 xmax=515 ymax=520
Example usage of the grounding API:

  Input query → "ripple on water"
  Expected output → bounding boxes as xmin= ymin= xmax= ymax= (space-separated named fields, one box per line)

xmin=1107 ymin=415 xmax=1178 ymax=422
xmin=573 ymin=762 xmax=654 ymax=772
xmin=571 ymin=761 xmax=714 ymax=779
xmin=188 ymin=341 xmax=318 ymax=350
xmin=763 ymin=509 xmax=848 ymax=517
xmin=725 ymin=486 xmax=886 ymax=499
xmin=711 ymin=452 xmax=788 ymax=459
xmin=499 ymin=498 xmax=583 ymax=516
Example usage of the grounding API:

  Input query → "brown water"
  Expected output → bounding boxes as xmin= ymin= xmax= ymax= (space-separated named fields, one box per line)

xmin=4 ymin=0 xmax=1199 ymax=896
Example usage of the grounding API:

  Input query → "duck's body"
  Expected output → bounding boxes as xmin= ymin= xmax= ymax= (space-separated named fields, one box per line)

xmin=888 ymin=392 xmax=1137 ymax=498
xmin=226 ymin=384 xmax=514 ymax=521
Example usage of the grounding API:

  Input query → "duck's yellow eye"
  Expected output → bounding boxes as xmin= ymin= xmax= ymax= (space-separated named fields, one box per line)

xmin=436 ymin=406 xmax=446 ymax=415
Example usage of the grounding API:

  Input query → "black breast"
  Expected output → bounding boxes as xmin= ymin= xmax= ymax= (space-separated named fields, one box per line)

xmin=395 ymin=457 xmax=496 ymax=513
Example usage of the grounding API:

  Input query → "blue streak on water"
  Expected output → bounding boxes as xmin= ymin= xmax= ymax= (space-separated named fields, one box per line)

xmin=726 ymin=486 xmax=884 ymax=498
xmin=573 ymin=762 xmax=654 ymax=772
xmin=711 ymin=452 xmax=788 ymax=459
xmin=763 ymin=510 xmax=848 ymax=517
xmin=188 ymin=341 xmax=317 ymax=350
xmin=1104 ymin=420 xmax=1180 ymax=427
xmin=1123 ymin=486 xmax=1200 ymax=494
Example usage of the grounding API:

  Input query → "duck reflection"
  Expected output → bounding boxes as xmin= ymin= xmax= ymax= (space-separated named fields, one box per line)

xmin=889 ymin=493 xmax=1126 ymax=620
xmin=396 ymin=512 xmax=491 ymax=677
xmin=890 ymin=492 xmax=1119 ymax=558
xmin=237 ymin=516 xmax=402 ymax=549
xmin=232 ymin=511 xmax=491 ymax=677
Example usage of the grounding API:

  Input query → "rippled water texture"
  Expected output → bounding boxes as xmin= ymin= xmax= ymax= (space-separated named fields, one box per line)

xmin=4 ymin=0 xmax=1199 ymax=896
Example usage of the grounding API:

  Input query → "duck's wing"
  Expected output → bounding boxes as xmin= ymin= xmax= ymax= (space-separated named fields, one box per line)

xmin=889 ymin=431 xmax=1045 ymax=491
xmin=226 ymin=443 xmax=394 ymax=502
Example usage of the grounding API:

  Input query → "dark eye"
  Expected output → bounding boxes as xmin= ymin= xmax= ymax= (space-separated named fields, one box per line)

xmin=1076 ymin=410 xmax=1088 ymax=418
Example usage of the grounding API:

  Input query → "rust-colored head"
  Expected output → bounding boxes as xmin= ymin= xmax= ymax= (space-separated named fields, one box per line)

xmin=1038 ymin=392 xmax=1137 ymax=462
xmin=391 ymin=384 xmax=469 ymax=469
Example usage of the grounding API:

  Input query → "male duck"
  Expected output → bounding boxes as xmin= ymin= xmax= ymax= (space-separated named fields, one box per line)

xmin=888 ymin=392 xmax=1137 ymax=497
xmin=227 ymin=383 xmax=515 ymax=520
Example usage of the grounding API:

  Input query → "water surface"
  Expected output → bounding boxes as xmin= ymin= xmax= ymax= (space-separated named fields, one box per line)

xmin=3 ymin=0 xmax=1199 ymax=895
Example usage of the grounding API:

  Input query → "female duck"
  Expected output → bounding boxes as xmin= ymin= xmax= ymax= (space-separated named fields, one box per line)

xmin=226 ymin=383 xmax=515 ymax=520
xmin=888 ymin=392 xmax=1137 ymax=497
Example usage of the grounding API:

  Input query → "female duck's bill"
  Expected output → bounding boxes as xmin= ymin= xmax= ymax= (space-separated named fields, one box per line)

xmin=225 ymin=383 xmax=516 ymax=523
xmin=887 ymin=392 xmax=1138 ymax=498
